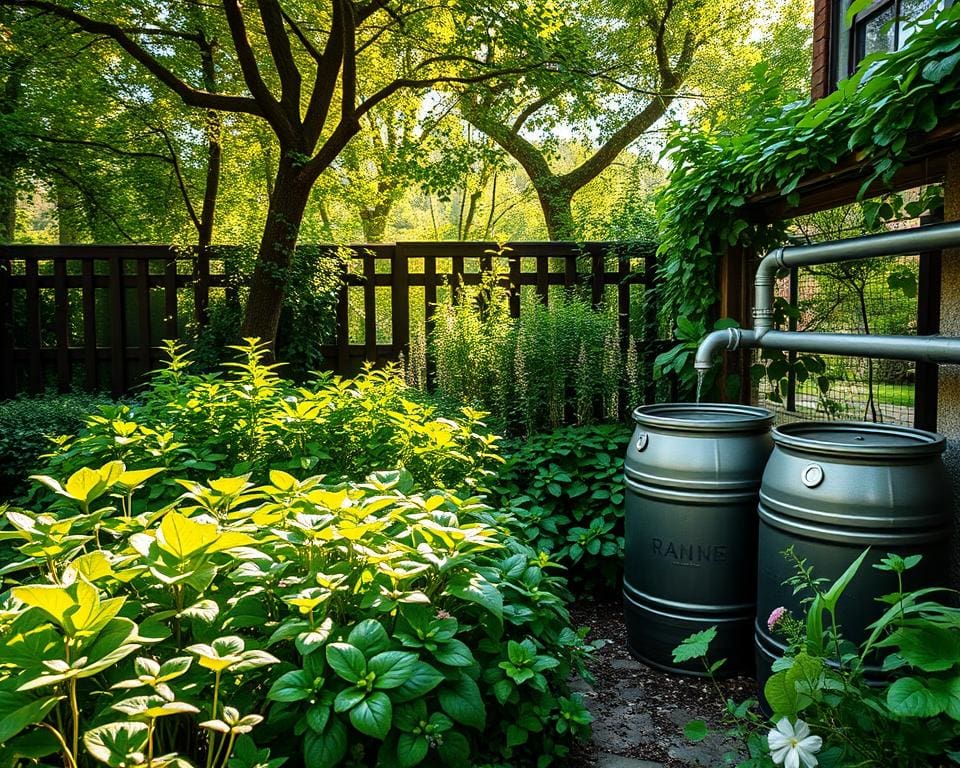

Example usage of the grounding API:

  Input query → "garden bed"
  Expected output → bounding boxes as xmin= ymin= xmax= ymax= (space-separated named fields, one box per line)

xmin=568 ymin=597 xmax=756 ymax=767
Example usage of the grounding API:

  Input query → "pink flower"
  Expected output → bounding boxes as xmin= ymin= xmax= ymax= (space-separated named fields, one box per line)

xmin=767 ymin=606 xmax=788 ymax=633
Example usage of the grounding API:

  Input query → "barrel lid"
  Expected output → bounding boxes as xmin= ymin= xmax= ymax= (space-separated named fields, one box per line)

xmin=773 ymin=421 xmax=945 ymax=458
xmin=632 ymin=403 xmax=773 ymax=433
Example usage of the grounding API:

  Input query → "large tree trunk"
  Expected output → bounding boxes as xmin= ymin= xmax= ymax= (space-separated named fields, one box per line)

xmin=239 ymin=158 xmax=314 ymax=344
xmin=0 ymin=159 xmax=15 ymax=242
xmin=55 ymin=176 xmax=85 ymax=243
xmin=535 ymin=183 xmax=576 ymax=241
xmin=358 ymin=202 xmax=391 ymax=242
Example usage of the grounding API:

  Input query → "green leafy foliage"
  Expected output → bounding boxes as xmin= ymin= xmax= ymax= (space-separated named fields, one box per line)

xmin=33 ymin=340 xmax=502 ymax=509
xmin=677 ymin=548 xmax=960 ymax=766
xmin=657 ymin=5 xmax=960 ymax=382
xmin=0 ymin=392 xmax=114 ymax=500
xmin=489 ymin=424 xmax=629 ymax=589
xmin=0 ymin=354 xmax=594 ymax=768
xmin=429 ymin=266 xmax=628 ymax=436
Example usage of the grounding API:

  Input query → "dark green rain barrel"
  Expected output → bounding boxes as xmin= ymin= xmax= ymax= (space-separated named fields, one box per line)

xmin=755 ymin=421 xmax=953 ymax=689
xmin=623 ymin=403 xmax=774 ymax=674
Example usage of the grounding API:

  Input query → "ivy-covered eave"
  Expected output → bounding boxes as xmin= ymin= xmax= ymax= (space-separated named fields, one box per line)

xmin=657 ymin=4 xmax=960 ymax=324
xmin=744 ymin=118 xmax=960 ymax=222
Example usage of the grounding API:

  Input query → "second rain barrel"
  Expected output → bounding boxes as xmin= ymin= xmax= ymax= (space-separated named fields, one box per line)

xmin=755 ymin=421 xmax=953 ymax=688
xmin=623 ymin=403 xmax=774 ymax=674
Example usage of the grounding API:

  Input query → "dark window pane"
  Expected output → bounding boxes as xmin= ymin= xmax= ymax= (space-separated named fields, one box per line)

xmin=860 ymin=5 xmax=896 ymax=57
xmin=899 ymin=0 xmax=942 ymax=45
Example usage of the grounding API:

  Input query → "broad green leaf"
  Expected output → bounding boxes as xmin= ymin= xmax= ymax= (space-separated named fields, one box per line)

xmin=347 ymin=620 xmax=391 ymax=656
xmin=390 ymin=662 xmax=445 ymax=704
xmin=304 ymin=718 xmax=347 ymax=768
xmin=684 ymin=719 xmax=708 ymax=742
xmin=0 ymin=693 xmax=62 ymax=744
xmin=438 ymin=676 xmax=485 ymax=730
xmin=397 ymin=733 xmax=429 ymax=767
xmin=326 ymin=643 xmax=366 ymax=682
xmin=887 ymin=677 xmax=942 ymax=718
xmin=267 ymin=670 xmax=314 ymax=702
xmin=369 ymin=651 xmax=419 ymax=690
xmin=84 ymin=722 xmax=149 ymax=767
xmin=349 ymin=691 xmax=392 ymax=739
xmin=672 ymin=627 xmax=716 ymax=663
xmin=764 ymin=671 xmax=799 ymax=716
xmin=433 ymin=640 xmax=474 ymax=668
xmin=445 ymin=574 xmax=503 ymax=621
xmin=333 ymin=687 xmax=367 ymax=713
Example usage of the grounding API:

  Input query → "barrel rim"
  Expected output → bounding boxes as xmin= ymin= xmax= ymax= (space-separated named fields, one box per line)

xmin=772 ymin=420 xmax=945 ymax=458
xmin=632 ymin=402 xmax=774 ymax=432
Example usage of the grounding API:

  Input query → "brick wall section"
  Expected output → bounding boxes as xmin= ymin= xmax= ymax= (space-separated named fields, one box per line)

xmin=811 ymin=0 xmax=833 ymax=101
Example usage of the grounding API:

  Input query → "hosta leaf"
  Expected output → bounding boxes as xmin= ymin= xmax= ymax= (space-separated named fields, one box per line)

xmin=84 ymin=722 xmax=149 ymax=767
xmin=180 ymin=599 xmax=220 ymax=623
xmin=349 ymin=691 xmax=392 ymax=740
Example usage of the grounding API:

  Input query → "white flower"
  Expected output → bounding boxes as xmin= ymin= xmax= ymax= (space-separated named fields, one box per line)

xmin=768 ymin=717 xmax=823 ymax=768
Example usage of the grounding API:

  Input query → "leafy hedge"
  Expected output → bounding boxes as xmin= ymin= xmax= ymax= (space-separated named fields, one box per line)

xmin=34 ymin=341 xmax=502 ymax=508
xmin=0 ymin=392 xmax=114 ymax=500
xmin=0 ymin=343 xmax=595 ymax=768
xmin=657 ymin=5 xmax=960 ymax=336
xmin=492 ymin=424 xmax=629 ymax=590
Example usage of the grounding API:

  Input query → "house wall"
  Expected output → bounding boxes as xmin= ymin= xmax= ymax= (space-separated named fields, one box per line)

xmin=811 ymin=0 xmax=833 ymax=101
xmin=936 ymin=152 xmax=960 ymax=584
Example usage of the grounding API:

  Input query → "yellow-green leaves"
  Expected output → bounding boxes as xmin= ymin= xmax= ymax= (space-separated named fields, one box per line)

xmin=31 ymin=462 xmax=125 ymax=509
xmin=13 ymin=579 xmax=124 ymax=640
xmin=187 ymin=636 xmax=279 ymax=674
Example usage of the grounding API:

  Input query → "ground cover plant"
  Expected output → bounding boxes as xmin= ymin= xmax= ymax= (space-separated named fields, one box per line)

xmin=0 ymin=343 xmax=595 ymax=767
xmin=30 ymin=340 xmax=502 ymax=509
xmin=674 ymin=549 xmax=960 ymax=766
xmin=491 ymin=424 xmax=629 ymax=591
xmin=0 ymin=392 xmax=114 ymax=500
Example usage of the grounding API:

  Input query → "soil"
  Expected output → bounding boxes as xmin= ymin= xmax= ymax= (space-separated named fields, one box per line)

xmin=567 ymin=596 xmax=757 ymax=767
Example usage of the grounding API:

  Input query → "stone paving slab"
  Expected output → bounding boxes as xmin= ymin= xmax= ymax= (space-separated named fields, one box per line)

xmin=595 ymin=754 xmax=665 ymax=768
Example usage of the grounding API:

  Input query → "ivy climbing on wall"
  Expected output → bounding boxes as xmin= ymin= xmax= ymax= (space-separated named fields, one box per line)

xmin=656 ymin=4 xmax=960 ymax=347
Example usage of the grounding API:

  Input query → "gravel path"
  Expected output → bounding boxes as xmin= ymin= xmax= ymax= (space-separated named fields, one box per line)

xmin=567 ymin=597 xmax=758 ymax=767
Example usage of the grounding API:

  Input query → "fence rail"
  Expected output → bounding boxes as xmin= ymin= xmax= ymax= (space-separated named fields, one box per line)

xmin=0 ymin=241 xmax=659 ymax=399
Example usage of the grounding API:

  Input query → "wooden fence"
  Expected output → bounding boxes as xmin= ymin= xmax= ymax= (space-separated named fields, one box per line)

xmin=0 ymin=241 xmax=659 ymax=399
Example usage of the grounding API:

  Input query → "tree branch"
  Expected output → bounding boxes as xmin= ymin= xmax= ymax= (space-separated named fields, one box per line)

xmin=302 ymin=0 xmax=347 ymax=150
xmin=256 ymin=0 xmax=303 ymax=126
xmin=221 ymin=0 xmax=294 ymax=143
xmin=0 ymin=0 xmax=264 ymax=116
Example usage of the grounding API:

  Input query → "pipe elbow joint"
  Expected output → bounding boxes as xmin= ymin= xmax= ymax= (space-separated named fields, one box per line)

xmin=694 ymin=328 xmax=741 ymax=372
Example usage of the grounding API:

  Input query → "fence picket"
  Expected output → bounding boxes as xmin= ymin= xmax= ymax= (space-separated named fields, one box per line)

xmin=0 ymin=242 xmax=660 ymax=400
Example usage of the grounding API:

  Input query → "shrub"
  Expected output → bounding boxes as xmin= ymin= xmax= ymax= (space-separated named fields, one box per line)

xmin=0 ymin=462 xmax=594 ymax=768
xmin=675 ymin=548 xmax=960 ymax=767
xmin=36 ymin=340 xmax=502 ymax=508
xmin=490 ymin=424 xmax=629 ymax=590
xmin=0 ymin=391 xmax=114 ymax=500
xmin=429 ymin=270 xmax=627 ymax=436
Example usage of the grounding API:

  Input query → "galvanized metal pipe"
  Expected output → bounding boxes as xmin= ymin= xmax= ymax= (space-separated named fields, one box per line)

xmin=695 ymin=220 xmax=960 ymax=372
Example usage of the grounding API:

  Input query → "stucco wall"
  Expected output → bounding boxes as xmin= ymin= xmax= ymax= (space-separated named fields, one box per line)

xmin=936 ymin=152 xmax=960 ymax=586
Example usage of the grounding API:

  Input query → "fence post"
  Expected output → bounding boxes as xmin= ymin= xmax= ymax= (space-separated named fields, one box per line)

xmin=643 ymin=249 xmax=659 ymax=405
xmin=0 ymin=254 xmax=13 ymax=397
xmin=363 ymin=248 xmax=378 ymax=365
xmin=81 ymin=259 xmax=98 ymax=390
xmin=25 ymin=257 xmax=42 ymax=393
xmin=915 ymin=211 xmax=943 ymax=431
xmin=54 ymin=257 xmax=70 ymax=392
xmin=392 ymin=244 xmax=411 ymax=363
xmin=109 ymin=253 xmax=127 ymax=397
